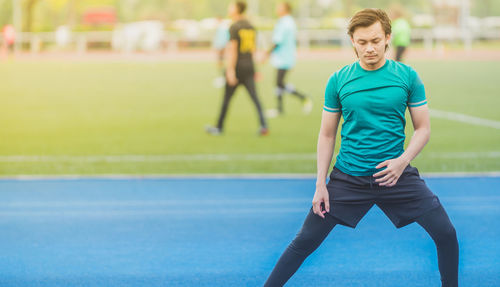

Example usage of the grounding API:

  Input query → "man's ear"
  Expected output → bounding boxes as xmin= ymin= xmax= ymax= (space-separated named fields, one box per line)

xmin=386 ymin=33 xmax=392 ymax=43
xmin=350 ymin=37 xmax=359 ymax=58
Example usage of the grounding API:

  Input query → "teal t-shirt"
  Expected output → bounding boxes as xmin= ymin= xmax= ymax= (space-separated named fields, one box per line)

xmin=271 ymin=15 xmax=296 ymax=69
xmin=213 ymin=24 xmax=229 ymax=50
xmin=323 ymin=59 xmax=427 ymax=176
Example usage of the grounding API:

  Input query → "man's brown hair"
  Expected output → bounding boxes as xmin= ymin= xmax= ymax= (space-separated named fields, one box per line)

xmin=281 ymin=2 xmax=292 ymax=13
xmin=235 ymin=1 xmax=247 ymax=14
xmin=347 ymin=8 xmax=391 ymax=37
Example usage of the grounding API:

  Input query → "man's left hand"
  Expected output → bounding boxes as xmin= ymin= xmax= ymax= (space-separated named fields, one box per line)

xmin=373 ymin=157 xmax=409 ymax=187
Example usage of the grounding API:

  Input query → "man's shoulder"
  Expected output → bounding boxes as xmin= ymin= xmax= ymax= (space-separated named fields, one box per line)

xmin=387 ymin=60 xmax=419 ymax=79
xmin=230 ymin=19 xmax=254 ymax=30
xmin=283 ymin=15 xmax=295 ymax=26
xmin=390 ymin=59 xmax=409 ymax=68
xmin=332 ymin=62 xmax=358 ymax=80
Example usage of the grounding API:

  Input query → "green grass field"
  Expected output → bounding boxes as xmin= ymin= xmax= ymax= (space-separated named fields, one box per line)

xmin=1 ymin=57 xmax=499 ymax=175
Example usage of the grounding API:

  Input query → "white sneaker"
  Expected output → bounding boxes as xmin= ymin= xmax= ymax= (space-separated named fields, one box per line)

xmin=303 ymin=98 xmax=313 ymax=114
xmin=212 ymin=76 xmax=225 ymax=88
xmin=265 ymin=108 xmax=280 ymax=118
xmin=205 ymin=125 xmax=222 ymax=135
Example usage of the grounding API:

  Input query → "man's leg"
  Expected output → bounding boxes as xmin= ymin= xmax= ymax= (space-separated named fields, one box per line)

xmin=264 ymin=208 xmax=340 ymax=287
xmin=242 ymin=75 xmax=267 ymax=129
xmin=279 ymin=68 xmax=306 ymax=100
xmin=216 ymin=82 xmax=238 ymax=131
xmin=416 ymin=205 xmax=459 ymax=287
xmin=395 ymin=46 xmax=406 ymax=62
xmin=276 ymin=69 xmax=286 ymax=113
xmin=278 ymin=68 xmax=312 ymax=114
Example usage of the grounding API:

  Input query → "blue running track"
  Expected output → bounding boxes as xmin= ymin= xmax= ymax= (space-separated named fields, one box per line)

xmin=0 ymin=176 xmax=499 ymax=287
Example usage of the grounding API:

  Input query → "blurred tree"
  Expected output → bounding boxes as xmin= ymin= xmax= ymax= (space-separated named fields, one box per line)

xmin=0 ymin=0 xmax=13 ymax=26
xmin=24 ymin=0 xmax=40 ymax=31
xmin=472 ymin=0 xmax=500 ymax=17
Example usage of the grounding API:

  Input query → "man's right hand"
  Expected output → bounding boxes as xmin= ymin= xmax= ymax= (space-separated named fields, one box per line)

xmin=226 ymin=69 xmax=238 ymax=86
xmin=312 ymin=183 xmax=330 ymax=218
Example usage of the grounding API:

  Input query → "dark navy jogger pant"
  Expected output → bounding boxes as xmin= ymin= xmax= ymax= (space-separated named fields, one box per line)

xmin=264 ymin=165 xmax=459 ymax=287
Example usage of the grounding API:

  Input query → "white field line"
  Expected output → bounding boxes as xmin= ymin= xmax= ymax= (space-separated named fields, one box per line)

xmin=430 ymin=109 xmax=500 ymax=130
xmin=0 ymin=154 xmax=316 ymax=162
xmin=0 ymin=151 xmax=499 ymax=163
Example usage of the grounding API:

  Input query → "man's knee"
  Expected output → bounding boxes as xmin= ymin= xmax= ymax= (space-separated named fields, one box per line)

xmin=436 ymin=223 xmax=457 ymax=245
xmin=288 ymin=232 xmax=320 ymax=256
xmin=444 ymin=225 xmax=457 ymax=241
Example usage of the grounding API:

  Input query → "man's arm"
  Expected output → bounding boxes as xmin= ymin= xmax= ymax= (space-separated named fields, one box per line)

xmin=225 ymin=39 xmax=238 ymax=86
xmin=313 ymin=110 xmax=341 ymax=218
xmin=373 ymin=104 xmax=431 ymax=186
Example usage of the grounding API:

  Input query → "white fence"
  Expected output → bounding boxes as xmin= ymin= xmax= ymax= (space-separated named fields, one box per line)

xmin=6 ymin=27 xmax=500 ymax=54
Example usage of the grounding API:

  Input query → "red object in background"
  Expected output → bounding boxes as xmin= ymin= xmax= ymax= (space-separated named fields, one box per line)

xmin=2 ymin=25 xmax=15 ymax=45
xmin=83 ymin=8 xmax=116 ymax=25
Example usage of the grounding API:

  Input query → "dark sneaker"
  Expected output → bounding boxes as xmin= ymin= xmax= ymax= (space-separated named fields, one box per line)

xmin=259 ymin=127 xmax=269 ymax=136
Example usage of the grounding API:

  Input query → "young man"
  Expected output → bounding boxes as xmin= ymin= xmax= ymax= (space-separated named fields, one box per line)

xmin=266 ymin=2 xmax=312 ymax=117
xmin=264 ymin=9 xmax=458 ymax=287
xmin=206 ymin=1 xmax=268 ymax=136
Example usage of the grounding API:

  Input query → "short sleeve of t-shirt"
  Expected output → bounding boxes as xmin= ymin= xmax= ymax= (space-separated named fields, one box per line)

xmin=324 ymin=73 xmax=341 ymax=113
xmin=229 ymin=24 xmax=239 ymax=41
xmin=408 ymin=68 xmax=427 ymax=107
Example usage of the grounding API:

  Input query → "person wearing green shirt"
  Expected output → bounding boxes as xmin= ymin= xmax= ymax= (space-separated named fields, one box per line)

xmin=264 ymin=9 xmax=458 ymax=287
xmin=391 ymin=8 xmax=411 ymax=62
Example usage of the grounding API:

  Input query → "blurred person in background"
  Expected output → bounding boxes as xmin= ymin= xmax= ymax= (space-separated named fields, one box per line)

xmin=265 ymin=2 xmax=312 ymax=118
xmin=206 ymin=1 xmax=268 ymax=136
xmin=2 ymin=24 xmax=16 ymax=57
xmin=212 ymin=16 xmax=230 ymax=88
xmin=390 ymin=6 xmax=411 ymax=62
xmin=264 ymin=8 xmax=458 ymax=287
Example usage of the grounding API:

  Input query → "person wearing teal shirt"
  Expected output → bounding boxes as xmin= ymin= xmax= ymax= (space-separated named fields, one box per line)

xmin=213 ymin=16 xmax=230 ymax=70
xmin=266 ymin=2 xmax=312 ymax=117
xmin=212 ymin=16 xmax=230 ymax=88
xmin=264 ymin=9 xmax=458 ymax=287
xmin=390 ymin=8 xmax=411 ymax=62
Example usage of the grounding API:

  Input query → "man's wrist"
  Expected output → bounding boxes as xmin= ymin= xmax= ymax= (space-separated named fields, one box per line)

xmin=316 ymin=178 xmax=327 ymax=186
xmin=399 ymin=154 xmax=411 ymax=165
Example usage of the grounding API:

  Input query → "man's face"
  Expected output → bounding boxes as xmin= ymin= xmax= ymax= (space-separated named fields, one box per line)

xmin=276 ymin=3 xmax=287 ymax=17
xmin=350 ymin=21 xmax=390 ymax=68
xmin=228 ymin=4 xmax=238 ymax=19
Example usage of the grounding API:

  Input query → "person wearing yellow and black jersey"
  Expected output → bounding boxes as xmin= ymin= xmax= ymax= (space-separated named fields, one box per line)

xmin=206 ymin=1 xmax=268 ymax=136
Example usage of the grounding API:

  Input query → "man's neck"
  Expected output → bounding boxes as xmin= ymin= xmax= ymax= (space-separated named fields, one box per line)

xmin=360 ymin=57 xmax=386 ymax=71
xmin=233 ymin=14 xmax=244 ymax=22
